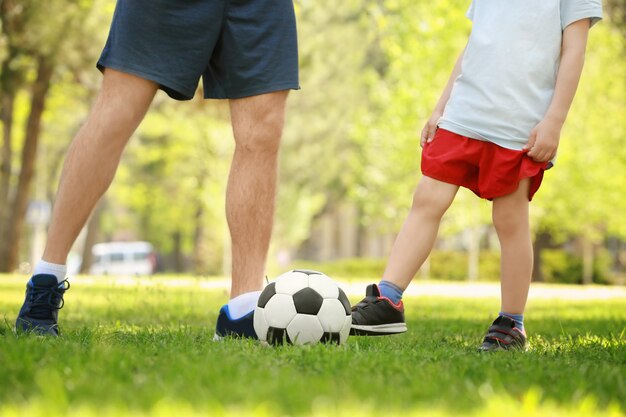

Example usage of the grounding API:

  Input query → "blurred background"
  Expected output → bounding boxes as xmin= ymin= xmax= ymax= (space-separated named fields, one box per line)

xmin=0 ymin=0 xmax=624 ymax=285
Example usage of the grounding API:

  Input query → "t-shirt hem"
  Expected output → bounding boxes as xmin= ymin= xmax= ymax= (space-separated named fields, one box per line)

xmin=562 ymin=13 xmax=603 ymax=31
xmin=438 ymin=120 xmax=527 ymax=151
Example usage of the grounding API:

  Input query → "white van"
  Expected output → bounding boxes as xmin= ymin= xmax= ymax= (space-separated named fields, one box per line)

xmin=90 ymin=241 xmax=156 ymax=276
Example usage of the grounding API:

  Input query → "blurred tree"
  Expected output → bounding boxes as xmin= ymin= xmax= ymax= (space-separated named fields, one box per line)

xmin=0 ymin=0 xmax=106 ymax=271
xmin=1 ymin=0 xmax=624 ymax=281
xmin=534 ymin=22 xmax=626 ymax=283
xmin=606 ymin=0 xmax=625 ymax=34
xmin=106 ymin=0 xmax=384 ymax=273
xmin=349 ymin=0 xmax=490 ymax=279
xmin=272 ymin=0 xmax=379 ymax=262
xmin=347 ymin=0 xmax=626 ymax=283
xmin=105 ymin=99 xmax=232 ymax=274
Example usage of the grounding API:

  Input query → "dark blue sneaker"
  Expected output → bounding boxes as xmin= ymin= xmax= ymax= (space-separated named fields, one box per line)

xmin=214 ymin=305 xmax=257 ymax=340
xmin=15 ymin=274 xmax=70 ymax=336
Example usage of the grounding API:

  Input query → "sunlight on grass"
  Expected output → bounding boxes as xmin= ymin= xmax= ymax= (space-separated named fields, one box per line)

xmin=1 ymin=394 xmax=624 ymax=417
xmin=1 ymin=275 xmax=624 ymax=417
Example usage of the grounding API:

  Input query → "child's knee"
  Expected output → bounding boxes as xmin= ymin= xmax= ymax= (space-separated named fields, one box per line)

xmin=412 ymin=184 xmax=451 ymax=218
xmin=492 ymin=208 xmax=528 ymax=236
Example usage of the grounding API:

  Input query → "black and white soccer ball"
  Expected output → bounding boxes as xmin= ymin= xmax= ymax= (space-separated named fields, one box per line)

xmin=254 ymin=270 xmax=352 ymax=345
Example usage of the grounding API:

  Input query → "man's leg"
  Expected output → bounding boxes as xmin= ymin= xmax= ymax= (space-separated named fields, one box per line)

xmin=226 ymin=91 xmax=288 ymax=298
xmin=43 ymin=69 xmax=157 ymax=264
xmin=16 ymin=69 xmax=157 ymax=335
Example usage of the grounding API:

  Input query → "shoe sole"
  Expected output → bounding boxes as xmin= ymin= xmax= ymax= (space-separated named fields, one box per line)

xmin=350 ymin=323 xmax=407 ymax=336
xmin=478 ymin=344 xmax=530 ymax=352
xmin=213 ymin=332 xmax=258 ymax=341
xmin=15 ymin=319 xmax=59 ymax=337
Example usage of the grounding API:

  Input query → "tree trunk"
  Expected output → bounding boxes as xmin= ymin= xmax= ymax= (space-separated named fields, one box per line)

xmin=79 ymin=200 xmax=104 ymax=274
xmin=419 ymin=256 xmax=431 ymax=280
xmin=1 ymin=56 xmax=54 ymax=272
xmin=467 ymin=226 xmax=480 ymax=281
xmin=0 ymin=92 xmax=15 ymax=233
xmin=582 ymin=237 xmax=594 ymax=285
xmin=192 ymin=191 xmax=205 ymax=274
xmin=172 ymin=230 xmax=184 ymax=273
xmin=0 ymin=57 xmax=18 ymax=266
xmin=532 ymin=231 xmax=552 ymax=282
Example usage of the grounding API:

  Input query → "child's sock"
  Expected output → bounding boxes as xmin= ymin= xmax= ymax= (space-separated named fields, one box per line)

xmin=499 ymin=311 xmax=524 ymax=333
xmin=227 ymin=291 xmax=262 ymax=320
xmin=378 ymin=280 xmax=404 ymax=304
xmin=33 ymin=260 xmax=67 ymax=284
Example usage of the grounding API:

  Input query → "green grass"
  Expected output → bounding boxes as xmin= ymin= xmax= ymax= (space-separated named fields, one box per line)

xmin=1 ymin=276 xmax=625 ymax=417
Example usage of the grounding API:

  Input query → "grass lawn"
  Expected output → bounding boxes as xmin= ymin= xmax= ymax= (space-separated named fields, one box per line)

xmin=0 ymin=276 xmax=624 ymax=417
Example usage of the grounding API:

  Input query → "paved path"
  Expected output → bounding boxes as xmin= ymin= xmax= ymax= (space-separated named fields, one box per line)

xmin=75 ymin=276 xmax=626 ymax=300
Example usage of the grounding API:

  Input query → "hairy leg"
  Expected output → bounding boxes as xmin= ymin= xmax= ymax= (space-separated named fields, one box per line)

xmin=492 ymin=179 xmax=532 ymax=314
xmin=381 ymin=176 xmax=459 ymax=290
xmin=227 ymin=91 xmax=288 ymax=298
xmin=43 ymin=69 xmax=158 ymax=264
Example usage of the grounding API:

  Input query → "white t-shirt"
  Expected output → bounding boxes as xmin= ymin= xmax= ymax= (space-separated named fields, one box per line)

xmin=438 ymin=0 xmax=603 ymax=151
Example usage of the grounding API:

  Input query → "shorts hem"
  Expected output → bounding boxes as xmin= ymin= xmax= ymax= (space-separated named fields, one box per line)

xmin=205 ymin=82 xmax=301 ymax=100
xmin=420 ymin=169 xmax=476 ymax=195
xmin=421 ymin=167 xmax=545 ymax=201
xmin=97 ymin=59 xmax=196 ymax=101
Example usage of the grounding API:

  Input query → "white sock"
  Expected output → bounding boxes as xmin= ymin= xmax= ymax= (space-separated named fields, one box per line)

xmin=33 ymin=260 xmax=67 ymax=283
xmin=227 ymin=291 xmax=262 ymax=320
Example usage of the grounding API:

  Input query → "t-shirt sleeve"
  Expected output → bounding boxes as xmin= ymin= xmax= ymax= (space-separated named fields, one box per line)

xmin=466 ymin=1 xmax=475 ymax=21
xmin=561 ymin=0 xmax=603 ymax=30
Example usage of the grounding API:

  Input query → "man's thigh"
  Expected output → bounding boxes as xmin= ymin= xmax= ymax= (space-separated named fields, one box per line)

xmin=229 ymin=91 xmax=290 ymax=142
xmin=98 ymin=0 xmax=224 ymax=100
xmin=203 ymin=0 xmax=300 ymax=100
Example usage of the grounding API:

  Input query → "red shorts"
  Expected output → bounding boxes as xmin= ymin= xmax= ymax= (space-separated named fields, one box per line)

xmin=421 ymin=129 xmax=549 ymax=201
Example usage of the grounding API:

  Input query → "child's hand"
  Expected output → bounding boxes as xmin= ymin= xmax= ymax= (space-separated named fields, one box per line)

xmin=420 ymin=111 xmax=443 ymax=147
xmin=523 ymin=117 xmax=563 ymax=162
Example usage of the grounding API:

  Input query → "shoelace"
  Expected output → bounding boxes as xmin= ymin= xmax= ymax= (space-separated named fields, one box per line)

xmin=351 ymin=296 xmax=377 ymax=311
xmin=484 ymin=324 xmax=523 ymax=346
xmin=28 ymin=279 xmax=71 ymax=319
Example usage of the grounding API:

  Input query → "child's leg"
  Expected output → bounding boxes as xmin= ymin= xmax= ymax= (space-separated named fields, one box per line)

xmin=351 ymin=176 xmax=458 ymax=336
xmin=382 ymin=176 xmax=459 ymax=291
xmin=492 ymin=179 xmax=532 ymax=322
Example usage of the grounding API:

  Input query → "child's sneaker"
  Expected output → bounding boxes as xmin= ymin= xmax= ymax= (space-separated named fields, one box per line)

xmin=15 ymin=274 xmax=70 ymax=336
xmin=350 ymin=284 xmax=407 ymax=335
xmin=478 ymin=315 xmax=528 ymax=351
xmin=213 ymin=305 xmax=258 ymax=340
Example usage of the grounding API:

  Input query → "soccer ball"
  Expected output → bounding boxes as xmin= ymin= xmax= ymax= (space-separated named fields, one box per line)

xmin=254 ymin=270 xmax=352 ymax=345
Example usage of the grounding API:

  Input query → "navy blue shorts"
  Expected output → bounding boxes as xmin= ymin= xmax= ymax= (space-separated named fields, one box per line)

xmin=97 ymin=0 xmax=300 ymax=101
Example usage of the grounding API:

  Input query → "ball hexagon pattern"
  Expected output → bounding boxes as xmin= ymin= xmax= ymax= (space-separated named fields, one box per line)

xmin=254 ymin=270 xmax=352 ymax=345
xmin=263 ymin=294 xmax=297 ymax=329
xmin=287 ymin=315 xmax=324 ymax=345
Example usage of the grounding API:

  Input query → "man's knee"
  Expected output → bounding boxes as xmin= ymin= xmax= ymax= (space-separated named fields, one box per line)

xmin=91 ymin=69 xmax=157 ymax=136
xmin=231 ymin=92 xmax=288 ymax=155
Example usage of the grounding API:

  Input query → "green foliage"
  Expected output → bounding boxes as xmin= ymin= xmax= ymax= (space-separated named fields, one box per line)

xmin=541 ymin=249 xmax=613 ymax=285
xmin=292 ymin=251 xmax=501 ymax=281
xmin=1 ymin=0 xmax=625 ymax=276
xmin=276 ymin=0 xmax=379 ymax=248
xmin=430 ymin=250 xmax=500 ymax=282
xmin=106 ymin=100 xmax=232 ymax=273
xmin=295 ymin=249 xmax=613 ymax=284
xmin=292 ymin=258 xmax=387 ymax=279
xmin=533 ymin=22 xmax=626 ymax=242
xmin=1 ymin=276 xmax=625 ymax=417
